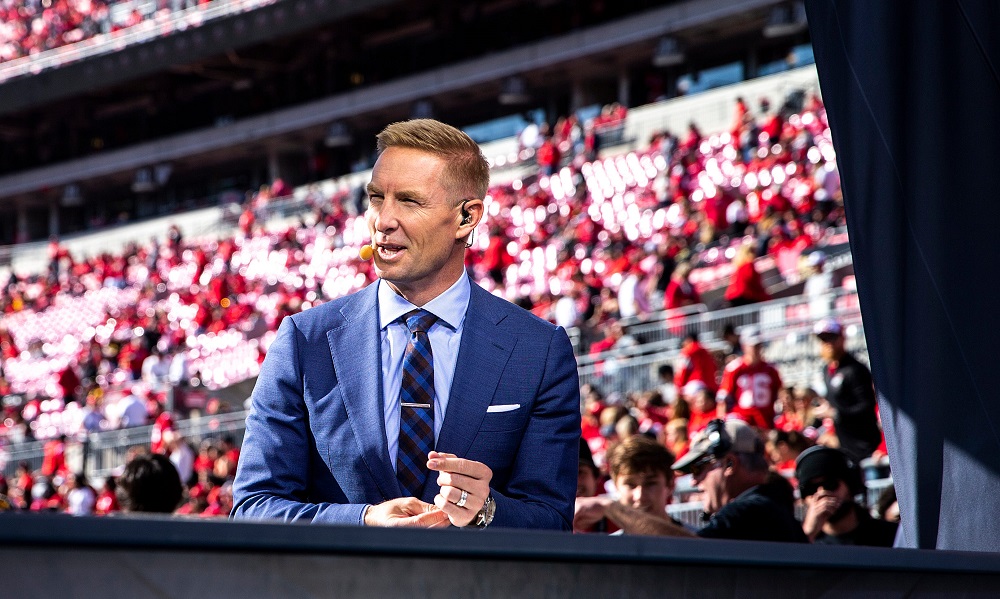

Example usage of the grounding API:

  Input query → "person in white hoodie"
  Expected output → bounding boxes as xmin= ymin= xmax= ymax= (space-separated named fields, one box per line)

xmin=117 ymin=386 xmax=149 ymax=428
xmin=163 ymin=429 xmax=194 ymax=486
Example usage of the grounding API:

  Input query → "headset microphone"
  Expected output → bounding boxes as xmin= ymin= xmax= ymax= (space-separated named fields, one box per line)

xmin=359 ymin=244 xmax=374 ymax=260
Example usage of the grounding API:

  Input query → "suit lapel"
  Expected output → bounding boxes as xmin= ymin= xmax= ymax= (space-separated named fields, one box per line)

xmin=327 ymin=283 xmax=400 ymax=500
xmin=436 ymin=284 xmax=514 ymax=460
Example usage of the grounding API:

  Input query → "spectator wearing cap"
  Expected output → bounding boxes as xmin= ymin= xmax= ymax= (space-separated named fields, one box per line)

xmin=717 ymin=328 xmax=783 ymax=430
xmin=673 ymin=419 xmax=807 ymax=542
xmin=574 ymin=420 xmax=805 ymax=541
xmin=814 ymin=319 xmax=881 ymax=463
xmin=573 ymin=435 xmax=685 ymax=535
xmin=796 ymin=446 xmax=897 ymax=546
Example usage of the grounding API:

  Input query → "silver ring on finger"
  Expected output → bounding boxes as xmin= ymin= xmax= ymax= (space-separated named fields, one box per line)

xmin=456 ymin=489 xmax=469 ymax=508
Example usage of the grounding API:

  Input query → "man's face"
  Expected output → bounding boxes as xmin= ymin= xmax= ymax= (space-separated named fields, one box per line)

xmin=577 ymin=464 xmax=598 ymax=498
xmin=614 ymin=469 xmax=673 ymax=515
xmin=366 ymin=146 xmax=467 ymax=304
xmin=802 ymin=475 xmax=853 ymax=522
xmin=692 ymin=457 xmax=727 ymax=515
xmin=817 ymin=334 xmax=844 ymax=363
xmin=692 ymin=391 xmax=715 ymax=412
xmin=744 ymin=342 xmax=763 ymax=364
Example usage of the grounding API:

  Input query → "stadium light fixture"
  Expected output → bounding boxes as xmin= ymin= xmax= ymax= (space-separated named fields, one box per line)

xmin=61 ymin=184 xmax=83 ymax=207
xmin=499 ymin=76 xmax=531 ymax=105
xmin=154 ymin=163 xmax=173 ymax=186
xmin=324 ymin=122 xmax=353 ymax=148
xmin=763 ymin=2 xmax=807 ymax=38
xmin=131 ymin=168 xmax=156 ymax=193
xmin=652 ymin=36 xmax=684 ymax=68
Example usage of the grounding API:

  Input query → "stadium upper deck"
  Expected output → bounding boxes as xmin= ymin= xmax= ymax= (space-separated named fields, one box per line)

xmin=0 ymin=0 xmax=811 ymax=245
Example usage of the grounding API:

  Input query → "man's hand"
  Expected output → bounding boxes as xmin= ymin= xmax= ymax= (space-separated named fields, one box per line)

xmin=574 ymin=496 xmax=612 ymax=532
xmin=427 ymin=450 xmax=493 ymax=527
xmin=364 ymin=497 xmax=450 ymax=528
xmin=802 ymin=492 xmax=841 ymax=540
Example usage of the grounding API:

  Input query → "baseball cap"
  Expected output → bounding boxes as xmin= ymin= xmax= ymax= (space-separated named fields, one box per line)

xmin=682 ymin=379 xmax=708 ymax=397
xmin=672 ymin=419 xmax=762 ymax=473
xmin=740 ymin=326 xmax=763 ymax=346
xmin=795 ymin=445 xmax=862 ymax=497
xmin=807 ymin=250 xmax=826 ymax=266
xmin=813 ymin=318 xmax=843 ymax=337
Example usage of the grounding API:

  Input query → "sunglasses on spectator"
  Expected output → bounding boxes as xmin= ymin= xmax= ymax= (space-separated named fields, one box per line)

xmin=685 ymin=455 xmax=721 ymax=478
xmin=800 ymin=476 xmax=842 ymax=498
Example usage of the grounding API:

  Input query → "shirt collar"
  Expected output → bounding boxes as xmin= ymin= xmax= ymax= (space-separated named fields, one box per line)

xmin=377 ymin=273 xmax=470 ymax=331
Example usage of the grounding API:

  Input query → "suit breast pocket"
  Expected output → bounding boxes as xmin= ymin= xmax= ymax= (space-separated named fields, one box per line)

xmin=478 ymin=408 xmax=528 ymax=432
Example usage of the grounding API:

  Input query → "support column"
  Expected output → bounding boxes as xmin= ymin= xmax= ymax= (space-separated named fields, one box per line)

xmin=15 ymin=204 xmax=29 ymax=243
xmin=745 ymin=45 xmax=759 ymax=80
xmin=569 ymin=80 xmax=585 ymax=114
xmin=48 ymin=199 xmax=60 ymax=238
xmin=617 ymin=71 xmax=630 ymax=107
xmin=267 ymin=147 xmax=281 ymax=184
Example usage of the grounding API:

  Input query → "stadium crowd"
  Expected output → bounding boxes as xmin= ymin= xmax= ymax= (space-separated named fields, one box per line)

xmin=0 ymin=93 xmax=868 ymax=528
xmin=0 ymin=0 xmax=112 ymax=63
xmin=0 ymin=0 xmax=232 ymax=65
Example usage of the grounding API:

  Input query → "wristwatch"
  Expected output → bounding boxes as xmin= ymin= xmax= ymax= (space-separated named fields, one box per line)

xmin=470 ymin=494 xmax=496 ymax=529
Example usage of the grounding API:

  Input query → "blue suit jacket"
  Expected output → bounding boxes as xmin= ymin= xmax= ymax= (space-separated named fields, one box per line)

xmin=232 ymin=280 xmax=581 ymax=530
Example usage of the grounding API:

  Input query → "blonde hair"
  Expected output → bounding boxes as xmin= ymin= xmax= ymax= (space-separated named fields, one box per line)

xmin=733 ymin=242 xmax=757 ymax=266
xmin=376 ymin=119 xmax=490 ymax=200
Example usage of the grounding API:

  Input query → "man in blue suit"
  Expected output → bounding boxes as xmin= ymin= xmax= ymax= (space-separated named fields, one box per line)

xmin=232 ymin=119 xmax=581 ymax=530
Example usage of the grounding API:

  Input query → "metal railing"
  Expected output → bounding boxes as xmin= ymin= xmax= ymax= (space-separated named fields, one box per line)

xmin=1 ymin=411 xmax=249 ymax=479
xmin=2 ymin=286 xmax=866 ymax=478
xmin=576 ymin=286 xmax=865 ymax=394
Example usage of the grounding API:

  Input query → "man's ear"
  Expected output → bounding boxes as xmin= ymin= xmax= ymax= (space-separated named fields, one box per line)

xmin=456 ymin=198 xmax=485 ymax=240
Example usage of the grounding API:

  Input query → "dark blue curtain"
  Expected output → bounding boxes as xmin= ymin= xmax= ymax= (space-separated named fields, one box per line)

xmin=805 ymin=0 xmax=1000 ymax=550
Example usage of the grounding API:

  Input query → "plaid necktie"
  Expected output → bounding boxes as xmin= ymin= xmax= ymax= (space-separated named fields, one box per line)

xmin=396 ymin=309 xmax=438 ymax=497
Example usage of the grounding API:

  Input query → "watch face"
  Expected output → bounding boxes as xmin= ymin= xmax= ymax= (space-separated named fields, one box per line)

xmin=477 ymin=496 xmax=496 ymax=528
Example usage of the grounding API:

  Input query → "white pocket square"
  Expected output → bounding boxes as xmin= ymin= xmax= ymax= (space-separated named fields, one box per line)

xmin=486 ymin=404 xmax=521 ymax=413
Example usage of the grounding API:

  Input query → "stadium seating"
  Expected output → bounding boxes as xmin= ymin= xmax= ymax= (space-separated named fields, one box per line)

xmin=0 ymin=84 xmax=869 ymax=524
xmin=0 ymin=1 xmax=270 ymax=67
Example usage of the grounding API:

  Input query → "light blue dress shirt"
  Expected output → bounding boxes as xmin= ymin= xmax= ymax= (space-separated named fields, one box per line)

xmin=377 ymin=274 xmax=470 ymax=469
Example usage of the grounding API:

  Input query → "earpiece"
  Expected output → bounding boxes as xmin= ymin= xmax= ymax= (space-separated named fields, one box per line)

xmin=460 ymin=199 xmax=472 ymax=224
xmin=459 ymin=199 xmax=475 ymax=248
